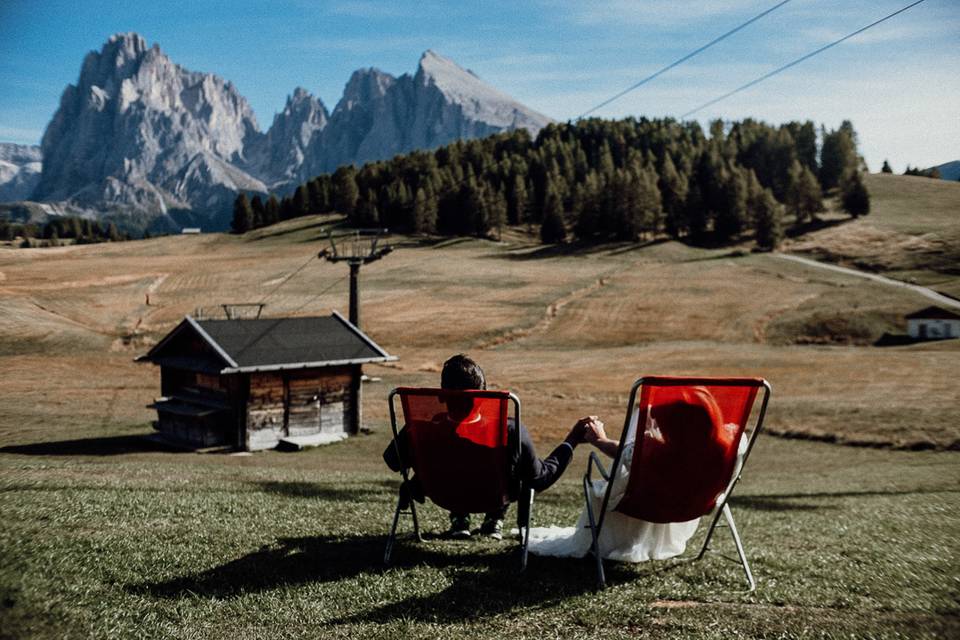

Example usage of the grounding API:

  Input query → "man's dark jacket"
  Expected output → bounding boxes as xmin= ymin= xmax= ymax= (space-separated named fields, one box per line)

xmin=383 ymin=418 xmax=575 ymax=501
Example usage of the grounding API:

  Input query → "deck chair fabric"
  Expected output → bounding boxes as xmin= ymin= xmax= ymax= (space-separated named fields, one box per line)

xmin=383 ymin=387 xmax=533 ymax=568
xmin=584 ymin=376 xmax=770 ymax=590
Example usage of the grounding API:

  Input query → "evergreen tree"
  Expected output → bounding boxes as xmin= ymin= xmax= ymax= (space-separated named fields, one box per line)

xmin=635 ymin=165 xmax=663 ymax=239
xmin=754 ymin=188 xmax=783 ymax=250
xmin=280 ymin=196 xmax=294 ymax=221
xmin=231 ymin=193 xmax=254 ymax=233
xmin=356 ymin=188 xmax=379 ymax=226
xmin=507 ymin=174 xmax=528 ymax=224
xmin=413 ymin=187 xmax=437 ymax=233
xmin=820 ymin=122 xmax=858 ymax=191
xmin=881 ymin=160 xmax=893 ymax=174
xmin=786 ymin=120 xmax=818 ymax=173
xmin=786 ymin=160 xmax=823 ymax=225
xmin=293 ymin=185 xmax=310 ymax=218
xmin=540 ymin=184 xmax=566 ymax=243
xmin=684 ymin=181 xmax=707 ymax=241
xmin=715 ymin=167 xmax=748 ymax=240
xmin=332 ymin=166 xmax=360 ymax=218
xmin=250 ymin=195 xmax=265 ymax=229
xmin=490 ymin=186 xmax=508 ymax=240
xmin=841 ymin=172 xmax=870 ymax=217
xmin=659 ymin=153 xmax=687 ymax=238
xmin=265 ymin=194 xmax=280 ymax=225
xmin=573 ymin=171 xmax=602 ymax=240
xmin=107 ymin=222 xmax=121 ymax=242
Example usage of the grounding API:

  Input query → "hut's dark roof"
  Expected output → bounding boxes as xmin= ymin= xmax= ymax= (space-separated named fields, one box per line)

xmin=141 ymin=312 xmax=394 ymax=373
xmin=905 ymin=306 xmax=960 ymax=320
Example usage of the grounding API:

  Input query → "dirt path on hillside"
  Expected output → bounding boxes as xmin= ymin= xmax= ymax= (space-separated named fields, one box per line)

xmin=474 ymin=266 xmax=625 ymax=350
xmin=776 ymin=253 xmax=960 ymax=309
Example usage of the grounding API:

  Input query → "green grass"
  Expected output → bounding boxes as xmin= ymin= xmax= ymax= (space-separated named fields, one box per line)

xmin=2 ymin=429 xmax=957 ymax=639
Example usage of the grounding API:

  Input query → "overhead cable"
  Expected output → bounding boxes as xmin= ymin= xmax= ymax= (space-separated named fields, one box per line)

xmin=681 ymin=0 xmax=928 ymax=118
xmin=576 ymin=0 xmax=793 ymax=120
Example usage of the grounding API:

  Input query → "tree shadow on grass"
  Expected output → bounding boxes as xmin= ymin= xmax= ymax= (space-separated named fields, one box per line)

xmin=732 ymin=487 xmax=959 ymax=512
xmin=255 ymin=479 xmax=399 ymax=502
xmin=784 ymin=216 xmax=854 ymax=239
xmin=0 ymin=434 xmax=182 ymax=457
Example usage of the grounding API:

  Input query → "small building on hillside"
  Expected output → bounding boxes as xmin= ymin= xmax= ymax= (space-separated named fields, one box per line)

xmin=138 ymin=311 xmax=395 ymax=450
xmin=905 ymin=306 xmax=960 ymax=340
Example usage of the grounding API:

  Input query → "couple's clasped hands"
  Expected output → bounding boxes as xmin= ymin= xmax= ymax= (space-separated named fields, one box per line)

xmin=569 ymin=416 xmax=620 ymax=457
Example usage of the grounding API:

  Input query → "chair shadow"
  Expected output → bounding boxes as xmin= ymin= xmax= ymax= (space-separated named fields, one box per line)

xmin=0 ymin=434 xmax=182 ymax=457
xmin=131 ymin=532 xmax=631 ymax=622
xmin=328 ymin=546 xmax=627 ymax=625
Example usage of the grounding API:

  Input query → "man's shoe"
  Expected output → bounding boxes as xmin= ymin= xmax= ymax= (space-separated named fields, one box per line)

xmin=480 ymin=517 xmax=504 ymax=541
xmin=448 ymin=515 xmax=471 ymax=539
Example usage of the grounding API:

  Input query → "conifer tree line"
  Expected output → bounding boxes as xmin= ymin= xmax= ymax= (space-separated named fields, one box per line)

xmin=233 ymin=117 xmax=869 ymax=249
xmin=1 ymin=215 xmax=127 ymax=247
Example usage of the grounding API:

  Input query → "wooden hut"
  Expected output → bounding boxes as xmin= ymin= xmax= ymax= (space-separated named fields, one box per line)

xmin=138 ymin=311 xmax=395 ymax=450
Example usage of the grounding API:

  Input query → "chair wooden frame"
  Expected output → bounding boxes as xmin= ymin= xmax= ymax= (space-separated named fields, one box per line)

xmin=583 ymin=377 xmax=771 ymax=590
xmin=383 ymin=387 xmax=534 ymax=570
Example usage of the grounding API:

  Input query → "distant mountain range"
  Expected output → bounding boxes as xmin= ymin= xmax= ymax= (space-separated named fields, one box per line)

xmin=2 ymin=33 xmax=551 ymax=231
xmin=933 ymin=160 xmax=960 ymax=181
xmin=0 ymin=143 xmax=42 ymax=202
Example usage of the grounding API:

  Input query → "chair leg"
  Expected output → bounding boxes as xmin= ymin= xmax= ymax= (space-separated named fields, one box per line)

xmin=384 ymin=494 xmax=403 ymax=565
xmin=583 ymin=476 xmax=605 ymax=589
xmin=520 ymin=488 xmax=533 ymax=572
xmin=723 ymin=505 xmax=755 ymax=592
xmin=697 ymin=501 xmax=726 ymax=560
xmin=410 ymin=498 xmax=423 ymax=542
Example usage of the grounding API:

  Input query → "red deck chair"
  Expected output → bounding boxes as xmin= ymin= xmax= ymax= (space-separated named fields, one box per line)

xmin=584 ymin=376 xmax=771 ymax=590
xmin=383 ymin=387 xmax=533 ymax=569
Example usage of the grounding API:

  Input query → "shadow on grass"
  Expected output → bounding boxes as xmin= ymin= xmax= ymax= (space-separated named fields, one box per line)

xmin=732 ymin=488 xmax=959 ymax=512
xmin=333 ymin=546 xmax=693 ymax=625
xmin=132 ymin=532 xmax=631 ymax=621
xmin=492 ymin=237 xmax=669 ymax=261
xmin=784 ymin=216 xmax=854 ymax=239
xmin=256 ymin=479 xmax=399 ymax=501
xmin=0 ymin=434 xmax=182 ymax=457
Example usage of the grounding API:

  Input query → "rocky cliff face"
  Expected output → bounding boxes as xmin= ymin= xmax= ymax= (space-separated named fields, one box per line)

xmin=303 ymin=50 xmax=552 ymax=176
xmin=25 ymin=34 xmax=552 ymax=230
xmin=33 ymin=33 xmax=266 ymax=229
xmin=245 ymin=87 xmax=329 ymax=185
xmin=0 ymin=143 xmax=42 ymax=202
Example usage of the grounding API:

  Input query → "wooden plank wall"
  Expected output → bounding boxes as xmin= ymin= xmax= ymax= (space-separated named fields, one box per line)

xmin=245 ymin=367 xmax=353 ymax=450
xmin=247 ymin=371 xmax=286 ymax=450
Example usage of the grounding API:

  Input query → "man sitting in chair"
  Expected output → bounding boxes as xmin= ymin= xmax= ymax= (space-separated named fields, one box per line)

xmin=383 ymin=353 xmax=598 ymax=540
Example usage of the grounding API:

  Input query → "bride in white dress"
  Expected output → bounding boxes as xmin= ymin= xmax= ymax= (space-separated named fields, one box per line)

xmin=526 ymin=404 xmax=747 ymax=562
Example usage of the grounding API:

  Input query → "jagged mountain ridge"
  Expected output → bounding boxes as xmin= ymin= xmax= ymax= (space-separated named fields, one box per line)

xmin=0 ymin=143 xmax=42 ymax=202
xmin=24 ymin=33 xmax=552 ymax=231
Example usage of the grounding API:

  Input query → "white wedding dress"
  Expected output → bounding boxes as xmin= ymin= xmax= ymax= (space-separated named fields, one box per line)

xmin=527 ymin=408 xmax=747 ymax=563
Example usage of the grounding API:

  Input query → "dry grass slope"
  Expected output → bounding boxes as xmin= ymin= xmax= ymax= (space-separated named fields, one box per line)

xmin=0 ymin=205 xmax=957 ymax=449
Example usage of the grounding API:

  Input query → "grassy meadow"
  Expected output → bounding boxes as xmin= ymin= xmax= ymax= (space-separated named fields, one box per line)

xmin=1 ymin=172 xmax=958 ymax=638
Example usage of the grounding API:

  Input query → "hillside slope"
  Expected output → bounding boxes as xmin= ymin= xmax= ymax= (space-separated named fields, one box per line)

xmin=1 ymin=206 xmax=957 ymax=450
xmin=783 ymin=173 xmax=960 ymax=298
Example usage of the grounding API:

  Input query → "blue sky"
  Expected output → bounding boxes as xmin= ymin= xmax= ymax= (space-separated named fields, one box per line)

xmin=0 ymin=0 xmax=957 ymax=172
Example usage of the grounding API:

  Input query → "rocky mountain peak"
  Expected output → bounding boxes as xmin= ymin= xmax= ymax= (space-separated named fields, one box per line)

xmin=334 ymin=68 xmax=396 ymax=115
xmin=413 ymin=49 xmax=551 ymax=134
xmin=21 ymin=37 xmax=553 ymax=231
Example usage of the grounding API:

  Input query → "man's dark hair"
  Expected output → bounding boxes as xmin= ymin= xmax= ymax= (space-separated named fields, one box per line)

xmin=441 ymin=354 xmax=486 ymax=390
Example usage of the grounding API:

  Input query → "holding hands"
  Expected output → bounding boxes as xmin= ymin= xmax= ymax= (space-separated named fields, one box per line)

xmin=568 ymin=415 xmax=619 ymax=458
